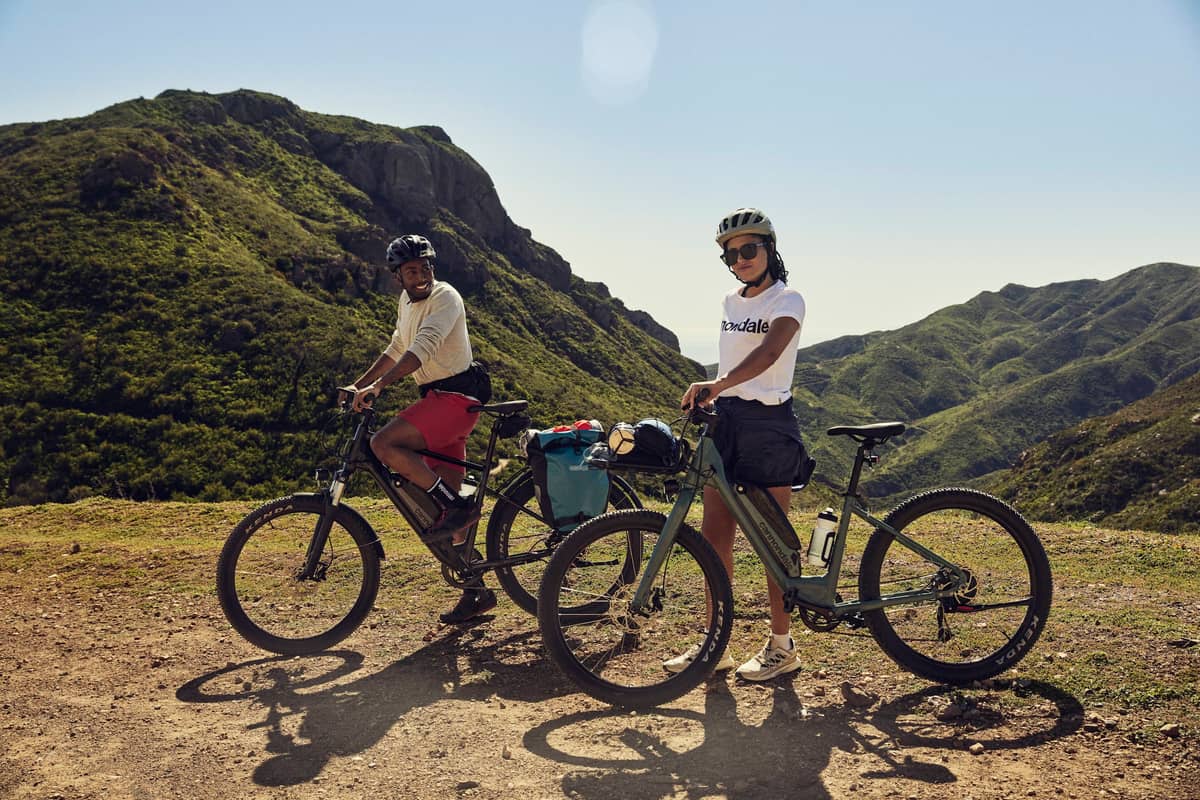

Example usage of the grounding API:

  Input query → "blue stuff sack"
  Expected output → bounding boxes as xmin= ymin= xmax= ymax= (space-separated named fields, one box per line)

xmin=523 ymin=424 xmax=611 ymax=531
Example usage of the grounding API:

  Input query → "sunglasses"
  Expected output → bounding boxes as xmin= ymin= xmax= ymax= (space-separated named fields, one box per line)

xmin=720 ymin=241 xmax=770 ymax=266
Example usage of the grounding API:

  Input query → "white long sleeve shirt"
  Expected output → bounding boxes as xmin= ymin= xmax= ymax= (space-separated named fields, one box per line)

xmin=383 ymin=281 xmax=473 ymax=386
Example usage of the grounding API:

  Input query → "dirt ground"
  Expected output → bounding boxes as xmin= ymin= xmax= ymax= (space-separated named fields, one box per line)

xmin=2 ymin=513 xmax=1199 ymax=800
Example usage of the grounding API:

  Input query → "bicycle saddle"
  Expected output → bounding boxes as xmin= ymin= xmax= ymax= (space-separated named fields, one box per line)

xmin=473 ymin=400 xmax=529 ymax=415
xmin=827 ymin=422 xmax=906 ymax=443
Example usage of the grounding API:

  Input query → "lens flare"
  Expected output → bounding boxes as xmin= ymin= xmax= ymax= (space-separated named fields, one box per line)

xmin=581 ymin=0 xmax=658 ymax=105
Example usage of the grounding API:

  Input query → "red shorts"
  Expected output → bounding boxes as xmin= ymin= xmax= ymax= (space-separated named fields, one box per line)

xmin=397 ymin=390 xmax=481 ymax=475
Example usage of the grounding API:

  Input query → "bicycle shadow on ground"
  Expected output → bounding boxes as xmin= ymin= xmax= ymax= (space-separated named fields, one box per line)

xmin=522 ymin=678 xmax=1083 ymax=800
xmin=176 ymin=624 xmax=558 ymax=787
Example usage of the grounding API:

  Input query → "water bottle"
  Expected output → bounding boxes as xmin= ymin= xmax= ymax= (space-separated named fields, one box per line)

xmin=807 ymin=507 xmax=839 ymax=567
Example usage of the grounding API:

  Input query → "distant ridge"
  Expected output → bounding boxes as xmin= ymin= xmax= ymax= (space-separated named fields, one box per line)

xmin=788 ymin=262 xmax=1200 ymax=499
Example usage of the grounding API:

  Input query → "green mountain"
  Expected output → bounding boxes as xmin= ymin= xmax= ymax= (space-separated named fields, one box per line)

xmin=0 ymin=89 xmax=704 ymax=505
xmin=987 ymin=372 xmax=1200 ymax=533
xmin=789 ymin=263 xmax=1200 ymax=499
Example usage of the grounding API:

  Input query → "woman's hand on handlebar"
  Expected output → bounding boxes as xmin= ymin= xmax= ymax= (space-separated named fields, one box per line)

xmin=681 ymin=381 xmax=717 ymax=410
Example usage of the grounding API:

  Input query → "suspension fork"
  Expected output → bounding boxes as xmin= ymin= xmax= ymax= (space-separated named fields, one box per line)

xmin=299 ymin=407 xmax=370 ymax=579
xmin=297 ymin=488 xmax=339 ymax=579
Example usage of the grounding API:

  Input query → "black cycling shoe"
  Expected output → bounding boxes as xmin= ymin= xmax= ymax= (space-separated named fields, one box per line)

xmin=439 ymin=588 xmax=497 ymax=624
xmin=422 ymin=502 xmax=481 ymax=544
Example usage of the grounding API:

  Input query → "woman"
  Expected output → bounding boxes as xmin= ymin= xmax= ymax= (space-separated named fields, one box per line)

xmin=669 ymin=207 xmax=809 ymax=682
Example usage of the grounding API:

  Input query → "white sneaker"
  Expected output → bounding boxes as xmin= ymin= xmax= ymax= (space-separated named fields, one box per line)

xmin=662 ymin=640 xmax=736 ymax=674
xmin=735 ymin=638 xmax=801 ymax=682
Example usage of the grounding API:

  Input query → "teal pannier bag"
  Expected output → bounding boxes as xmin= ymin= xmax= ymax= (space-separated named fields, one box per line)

xmin=523 ymin=424 xmax=610 ymax=531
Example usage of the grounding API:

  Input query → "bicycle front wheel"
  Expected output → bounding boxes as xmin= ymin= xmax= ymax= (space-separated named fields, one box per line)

xmin=859 ymin=488 xmax=1052 ymax=684
xmin=486 ymin=470 xmax=641 ymax=616
xmin=216 ymin=494 xmax=381 ymax=655
xmin=537 ymin=510 xmax=733 ymax=709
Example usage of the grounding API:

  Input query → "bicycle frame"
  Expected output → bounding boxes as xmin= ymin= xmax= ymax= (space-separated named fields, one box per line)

xmin=630 ymin=422 xmax=970 ymax=619
xmin=299 ymin=405 xmax=545 ymax=579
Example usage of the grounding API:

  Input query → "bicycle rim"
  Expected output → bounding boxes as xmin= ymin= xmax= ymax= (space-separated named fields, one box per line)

xmin=859 ymin=488 xmax=1052 ymax=684
xmin=538 ymin=510 xmax=732 ymax=708
xmin=217 ymin=496 xmax=379 ymax=654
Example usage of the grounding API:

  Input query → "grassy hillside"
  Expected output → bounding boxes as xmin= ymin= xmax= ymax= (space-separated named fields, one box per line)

xmin=987 ymin=372 xmax=1200 ymax=533
xmin=0 ymin=89 xmax=703 ymax=505
xmin=789 ymin=263 xmax=1200 ymax=500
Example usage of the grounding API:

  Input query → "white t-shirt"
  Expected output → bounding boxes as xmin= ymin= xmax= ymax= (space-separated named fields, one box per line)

xmin=717 ymin=281 xmax=806 ymax=405
xmin=383 ymin=281 xmax=473 ymax=386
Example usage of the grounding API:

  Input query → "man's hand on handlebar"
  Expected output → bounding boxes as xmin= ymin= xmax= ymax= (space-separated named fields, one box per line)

xmin=338 ymin=382 xmax=380 ymax=413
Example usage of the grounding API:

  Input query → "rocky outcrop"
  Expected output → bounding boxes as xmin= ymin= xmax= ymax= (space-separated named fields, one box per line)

xmin=218 ymin=90 xmax=301 ymax=126
xmin=293 ymin=104 xmax=674 ymax=348
xmin=151 ymin=89 xmax=684 ymax=353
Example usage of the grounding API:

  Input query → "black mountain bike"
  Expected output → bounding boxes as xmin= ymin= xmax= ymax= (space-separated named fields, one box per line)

xmin=217 ymin=399 xmax=641 ymax=655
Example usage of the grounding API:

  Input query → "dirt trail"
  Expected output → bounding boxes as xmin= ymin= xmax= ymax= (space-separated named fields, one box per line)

xmin=2 ymin=512 xmax=1198 ymax=799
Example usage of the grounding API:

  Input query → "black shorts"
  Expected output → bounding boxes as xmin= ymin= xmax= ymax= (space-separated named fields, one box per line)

xmin=710 ymin=396 xmax=807 ymax=488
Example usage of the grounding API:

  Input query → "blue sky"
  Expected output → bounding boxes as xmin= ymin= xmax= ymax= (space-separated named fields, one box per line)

xmin=2 ymin=1 xmax=1198 ymax=364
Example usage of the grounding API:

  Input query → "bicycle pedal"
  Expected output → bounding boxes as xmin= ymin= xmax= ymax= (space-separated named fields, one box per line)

xmin=843 ymin=612 xmax=867 ymax=630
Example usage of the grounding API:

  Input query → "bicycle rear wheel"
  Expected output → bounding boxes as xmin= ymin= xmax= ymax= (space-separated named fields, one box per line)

xmin=858 ymin=488 xmax=1052 ymax=684
xmin=216 ymin=494 xmax=381 ymax=655
xmin=486 ymin=470 xmax=641 ymax=615
xmin=537 ymin=510 xmax=733 ymax=709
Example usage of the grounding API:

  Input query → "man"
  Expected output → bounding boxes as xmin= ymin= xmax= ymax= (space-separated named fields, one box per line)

xmin=340 ymin=234 xmax=496 ymax=624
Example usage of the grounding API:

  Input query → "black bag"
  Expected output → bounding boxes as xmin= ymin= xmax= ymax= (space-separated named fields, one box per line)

xmin=793 ymin=452 xmax=816 ymax=489
xmin=609 ymin=418 xmax=684 ymax=473
xmin=419 ymin=360 xmax=492 ymax=404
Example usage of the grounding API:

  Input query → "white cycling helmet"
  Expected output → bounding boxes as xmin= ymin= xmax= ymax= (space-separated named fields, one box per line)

xmin=715 ymin=208 xmax=775 ymax=247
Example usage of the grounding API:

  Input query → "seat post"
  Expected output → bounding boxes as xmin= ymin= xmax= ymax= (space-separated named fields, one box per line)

xmin=844 ymin=442 xmax=874 ymax=497
xmin=470 ymin=416 xmax=505 ymax=510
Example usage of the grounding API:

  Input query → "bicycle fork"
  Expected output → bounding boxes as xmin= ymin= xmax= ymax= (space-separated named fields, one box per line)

xmin=297 ymin=489 xmax=340 ymax=581
xmin=629 ymin=479 xmax=699 ymax=614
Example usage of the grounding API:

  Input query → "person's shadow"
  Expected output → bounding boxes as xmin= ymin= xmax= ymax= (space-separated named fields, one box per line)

xmin=176 ymin=623 xmax=561 ymax=787
xmin=178 ymin=629 xmax=1082 ymax=795
xmin=521 ymin=677 xmax=1083 ymax=799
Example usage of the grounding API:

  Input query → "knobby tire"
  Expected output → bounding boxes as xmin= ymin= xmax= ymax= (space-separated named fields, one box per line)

xmin=538 ymin=509 xmax=733 ymax=709
xmin=216 ymin=494 xmax=381 ymax=655
xmin=858 ymin=488 xmax=1052 ymax=684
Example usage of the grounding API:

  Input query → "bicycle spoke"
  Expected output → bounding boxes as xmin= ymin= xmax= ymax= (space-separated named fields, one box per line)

xmin=860 ymin=489 xmax=1052 ymax=683
xmin=539 ymin=510 xmax=733 ymax=707
xmin=217 ymin=496 xmax=380 ymax=654
xmin=489 ymin=472 xmax=641 ymax=617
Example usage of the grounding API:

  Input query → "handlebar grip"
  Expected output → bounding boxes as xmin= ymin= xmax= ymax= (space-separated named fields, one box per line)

xmin=337 ymin=386 xmax=374 ymax=413
xmin=688 ymin=388 xmax=718 ymax=425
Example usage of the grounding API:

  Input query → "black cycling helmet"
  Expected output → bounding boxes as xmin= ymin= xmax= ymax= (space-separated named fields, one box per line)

xmin=385 ymin=234 xmax=436 ymax=268
xmin=633 ymin=418 xmax=679 ymax=466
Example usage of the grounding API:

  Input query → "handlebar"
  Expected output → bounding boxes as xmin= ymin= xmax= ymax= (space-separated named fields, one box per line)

xmin=687 ymin=387 xmax=718 ymax=426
